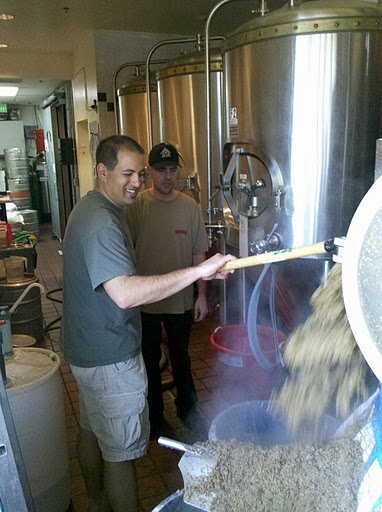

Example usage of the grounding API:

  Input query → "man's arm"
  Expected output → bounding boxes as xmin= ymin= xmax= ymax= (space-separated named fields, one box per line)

xmin=193 ymin=253 xmax=208 ymax=322
xmin=103 ymin=252 xmax=234 ymax=309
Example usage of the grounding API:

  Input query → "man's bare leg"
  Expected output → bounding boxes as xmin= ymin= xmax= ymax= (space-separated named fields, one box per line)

xmin=104 ymin=459 xmax=139 ymax=512
xmin=78 ymin=427 xmax=111 ymax=512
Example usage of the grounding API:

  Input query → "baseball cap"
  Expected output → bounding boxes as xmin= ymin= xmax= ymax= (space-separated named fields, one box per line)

xmin=148 ymin=143 xmax=180 ymax=169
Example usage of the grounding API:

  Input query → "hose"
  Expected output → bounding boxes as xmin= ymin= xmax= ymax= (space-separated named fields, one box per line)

xmin=247 ymin=263 xmax=284 ymax=370
xmin=9 ymin=283 xmax=46 ymax=315
xmin=44 ymin=288 xmax=62 ymax=333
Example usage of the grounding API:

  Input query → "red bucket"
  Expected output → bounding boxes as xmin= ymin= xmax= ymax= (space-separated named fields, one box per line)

xmin=210 ymin=324 xmax=287 ymax=368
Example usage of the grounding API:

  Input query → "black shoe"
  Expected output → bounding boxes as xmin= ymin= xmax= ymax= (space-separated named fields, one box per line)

xmin=178 ymin=407 xmax=209 ymax=437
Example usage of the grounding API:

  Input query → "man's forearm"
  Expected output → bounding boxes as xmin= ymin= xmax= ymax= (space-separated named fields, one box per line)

xmin=104 ymin=266 xmax=203 ymax=309
xmin=103 ymin=252 xmax=235 ymax=309
xmin=193 ymin=253 xmax=207 ymax=298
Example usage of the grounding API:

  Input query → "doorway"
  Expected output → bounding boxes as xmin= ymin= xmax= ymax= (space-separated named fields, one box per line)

xmin=42 ymin=81 xmax=80 ymax=241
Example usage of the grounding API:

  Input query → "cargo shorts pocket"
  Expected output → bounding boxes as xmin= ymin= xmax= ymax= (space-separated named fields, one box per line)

xmin=97 ymin=391 xmax=147 ymax=456
xmin=99 ymin=391 xmax=145 ymax=419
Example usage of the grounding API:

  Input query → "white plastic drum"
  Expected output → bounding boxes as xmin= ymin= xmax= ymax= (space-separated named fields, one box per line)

xmin=5 ymin=348 xmax=71 ymax=512
xmin=342 ymin=175 xmax=382 ymax=383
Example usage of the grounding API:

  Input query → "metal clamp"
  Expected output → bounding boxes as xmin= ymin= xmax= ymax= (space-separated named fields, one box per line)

xmin=333 ymin=236 xmax=346 ymax=263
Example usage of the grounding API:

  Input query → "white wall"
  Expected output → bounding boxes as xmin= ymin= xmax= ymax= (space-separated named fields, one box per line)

xmin=94 ymin=29 xmax=191 ymax=138
xmin=19 ymin=106 xmax=43 ymax=158
xmin=0 ymin=121 xmax=25 ymax=155
xmin=0 ymin=107 xmax=42 ymax=158
xmin=71 ymin=30 xmax=99 ymax=197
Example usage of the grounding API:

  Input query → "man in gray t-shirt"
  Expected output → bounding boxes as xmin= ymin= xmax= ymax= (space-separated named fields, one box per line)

xmin=61 ymin=135 xmax=235 ymax=512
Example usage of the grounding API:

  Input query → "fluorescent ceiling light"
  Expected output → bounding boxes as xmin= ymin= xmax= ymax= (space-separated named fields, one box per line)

xmin=0 ymin=86 xmax=18 ymax=97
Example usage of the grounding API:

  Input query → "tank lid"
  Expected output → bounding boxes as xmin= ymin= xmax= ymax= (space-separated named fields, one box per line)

xmin=5 ymin=348 xmax=60 ymax=392
xmin=0 ymin=273 xmax=37 ymax=287
xmin=224 ymin=1 xmax=382 ymax=52
xmin=117 ymin=73 xmax=157 ymax=96
xmin=156 ymin=49 xmax=222 ymax=81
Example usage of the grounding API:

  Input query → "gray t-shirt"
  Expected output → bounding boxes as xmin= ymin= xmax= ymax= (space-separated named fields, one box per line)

xmin=60 ymin=190 xmax=141 ymax=367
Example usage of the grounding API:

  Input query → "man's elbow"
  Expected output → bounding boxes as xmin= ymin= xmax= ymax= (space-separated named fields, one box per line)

xmin=103 ymin=277 xmax=138 ymax=309
xmin=114 ymin=296 xmax=134 ymax=309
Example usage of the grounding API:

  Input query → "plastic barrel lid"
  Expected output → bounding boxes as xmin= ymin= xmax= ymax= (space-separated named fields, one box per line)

xmin=342 ymin=176 xmax=382 ymax=383
xmin=5 ymin=348 xmax=60 ymax=391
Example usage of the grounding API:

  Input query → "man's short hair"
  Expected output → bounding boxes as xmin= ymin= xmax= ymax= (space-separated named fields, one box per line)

xmin=96 ymin=135 xmax=145 ymax=170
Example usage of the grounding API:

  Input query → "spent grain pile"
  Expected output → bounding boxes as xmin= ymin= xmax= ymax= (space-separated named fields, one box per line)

xmin=185 ymin=437 xmax=363 ymax=512
xmin=271 ymin=263 xmax=369 ymax=438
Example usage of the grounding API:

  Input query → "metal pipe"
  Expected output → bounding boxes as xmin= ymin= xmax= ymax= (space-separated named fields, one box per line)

xmin=205 ymin=0 xmax=233 ymax=228
xmin=145 ymin=35 xmax=225 ymax=148
xmin=112 ymin=60 xmax=166 ymax=134
xmin=145 ymin=37 xmax=199 ymax=148
xmin=260 ymin=0 xmax=268 ymax=16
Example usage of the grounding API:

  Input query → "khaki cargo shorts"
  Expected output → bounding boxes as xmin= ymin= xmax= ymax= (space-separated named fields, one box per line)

xmin=70 ymin=353 xmax=149 ymax=462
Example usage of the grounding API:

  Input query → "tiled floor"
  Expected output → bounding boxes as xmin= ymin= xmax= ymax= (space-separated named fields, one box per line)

xmin=34 ymin=224 xmax=286 ymax=511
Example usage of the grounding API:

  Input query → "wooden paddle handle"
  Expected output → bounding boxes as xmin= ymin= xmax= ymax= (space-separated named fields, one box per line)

xmin=219 ymin=240 xmax=335 ymax=272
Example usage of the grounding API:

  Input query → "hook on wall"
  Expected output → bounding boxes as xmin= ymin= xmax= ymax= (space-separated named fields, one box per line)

xmin=88 ymin=99 xmax=98 ymax=113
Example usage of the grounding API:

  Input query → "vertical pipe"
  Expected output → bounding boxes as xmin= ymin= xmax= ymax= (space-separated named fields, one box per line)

xmin=205 ymin=0 xmax=234 ymax=227
xmin=146 ymin=37 xmax=198 ymax=149
xmin=112 ymin=60 xmax=167 ymax=135
xmin=145 ymin=35 xmax=224 ymax=149
xmin=112 ymin=61 xmax=145 ymax=134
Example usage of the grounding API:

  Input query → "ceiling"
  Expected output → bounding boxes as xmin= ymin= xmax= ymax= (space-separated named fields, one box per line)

xmin=0 ymin=78 xmax=63 ymax=107
xmin=0 ymin=0 xmax=288 ymax=106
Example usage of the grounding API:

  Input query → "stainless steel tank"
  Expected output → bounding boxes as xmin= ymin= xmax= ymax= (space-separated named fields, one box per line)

xmin=156 ymin=49 xmax=223 ymax=214
xmin=221 ymin=1 xmax=382 ymax=333
xmin=117 ymin=74 xmax=159 ymax=155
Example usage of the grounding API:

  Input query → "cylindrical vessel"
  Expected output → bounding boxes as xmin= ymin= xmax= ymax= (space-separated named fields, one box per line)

xmin=375 ymin=138 xmax=382 ymax=181
xmin=34 ymin=157 xmax=51 ymax=219
xmin=29 ymin=169 xmax=43 ymax=224
xmin=7 ymin=177 xmax=32 ymax=210
xmin=4 ymin=148 xmax=29 ymax=180
xmin=20 ymin=209 xmax=39 ymax=239
xmin=33 ymin=129 xmax=45 ymax=153
xmin=118 ymin=74 xmax=159 ymax=155
xmin=5 ymin=348 xmax=71 ymax=512
xmin=0 ymin=274 xmax=44 ymax=342
xmin=221 ymin=0 xmax=382 ymax=328
xmin=208 ymin=401 xmax=294 ymax=444
xmin=153 ymin=490 xmax=201 ymax=511
xmin=0 ymin=306 xmax=13 ymax=356
xmin=223 ymin=0 xmax=382 ymax=248
xmin=0 ymin=169 xmax=6 ymax=192
xmin=156 ymin=49 xmax=223 ymax=214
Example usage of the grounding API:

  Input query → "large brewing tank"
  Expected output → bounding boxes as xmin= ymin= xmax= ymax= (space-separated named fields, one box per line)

xmin=156 ymin=49 xmax=223 ymax=215
xmin=223 ymin=0 xmax=382 ymax=249
xmin=221 ymin=0 xmax=382 ymax=329
xmin=117 ymin=73 xmax=159 ymax=155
